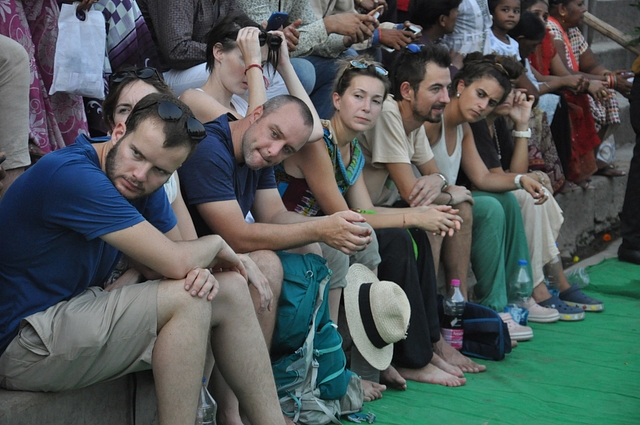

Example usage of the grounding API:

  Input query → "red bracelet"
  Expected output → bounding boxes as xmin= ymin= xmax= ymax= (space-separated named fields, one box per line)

xmin=244 ymin=63 xmax=263 ymax=75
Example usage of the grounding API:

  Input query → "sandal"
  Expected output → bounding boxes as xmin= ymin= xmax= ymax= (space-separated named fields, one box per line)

xmin=576 ymin=179 xmax=594 ymax=190
xmin=559 ymin=285 xmax=604 ymax=312
xmin=594 ymin=164 xmax=626 ymax=177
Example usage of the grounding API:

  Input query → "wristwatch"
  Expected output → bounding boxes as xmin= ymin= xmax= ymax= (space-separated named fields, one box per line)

xmin=434 ymin=173 xmax=448 ymax=190
xmin=514 ymin=174 xmax=524 ymax=190
xmin=512 ymin=128 xmax=532 ymax=139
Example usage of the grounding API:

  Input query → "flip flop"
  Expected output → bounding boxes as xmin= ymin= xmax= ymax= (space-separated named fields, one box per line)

xmin=595 ymin=164 xmax=626 ymax=177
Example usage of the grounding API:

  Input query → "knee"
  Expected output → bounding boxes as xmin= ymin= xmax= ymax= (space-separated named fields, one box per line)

xmin=473 ymin=197 xmax=505 ymax=224
xmin=212 ymin=271 xmax=254 ymax=310
xmin=159 ymin=278 xmax=214 ymax=322
xmin=322 ymin=245 xmax=349 ymax=290
xmin=247 ymin=250 xmax=283 ymax=289
xmin=290 ymin=58 xmax=315 ymax=93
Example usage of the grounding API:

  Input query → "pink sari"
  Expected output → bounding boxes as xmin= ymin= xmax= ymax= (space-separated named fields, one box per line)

xmin=0 ymin=0 xmax=88 ymax=153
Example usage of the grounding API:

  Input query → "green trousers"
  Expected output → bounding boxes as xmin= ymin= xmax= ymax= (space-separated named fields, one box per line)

xmin=470 ymin=191 xmax=533 ymax=312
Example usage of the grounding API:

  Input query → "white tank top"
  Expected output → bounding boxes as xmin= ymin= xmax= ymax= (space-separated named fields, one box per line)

xmin=430 ymin=119 xmax=463 ymax=184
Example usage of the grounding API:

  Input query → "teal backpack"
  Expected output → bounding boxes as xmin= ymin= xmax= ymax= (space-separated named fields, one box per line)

xmin=272 ymin=252 xmax=363 ymax=425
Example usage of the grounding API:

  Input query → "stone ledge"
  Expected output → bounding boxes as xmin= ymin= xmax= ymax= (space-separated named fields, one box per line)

xmin=0 ymin=371 xmax=158 ymax=425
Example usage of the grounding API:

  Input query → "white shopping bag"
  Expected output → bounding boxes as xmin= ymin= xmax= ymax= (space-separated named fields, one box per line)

xmin=49 ymin=3 xmax=106 ymax=99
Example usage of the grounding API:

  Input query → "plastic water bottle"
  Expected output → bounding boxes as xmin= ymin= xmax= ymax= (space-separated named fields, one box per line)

xmin=195 ymin=377 xmax=217 ymax=425
xmin=441 ymin=279 xmax=465 ymax=350
xmin=566 ymin=268 xmax=590 ymax=288
xmin=543 ymin=254 xmax=562 ymax=297
xmin=505 ymin=260 xmax=532 ymax=325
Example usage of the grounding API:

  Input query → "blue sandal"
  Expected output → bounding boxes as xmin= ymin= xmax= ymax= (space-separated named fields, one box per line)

xmin=560 ymin=285 xmax=604 ymax=312
xmin=538 ymin=296 xmax=585 ymax=321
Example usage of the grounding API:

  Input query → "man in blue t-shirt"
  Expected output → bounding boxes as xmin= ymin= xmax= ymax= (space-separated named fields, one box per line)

xmin=0 ymin=93 xmax=287 ymax=425
xmin=179 ymin=94 xmax=374 ymax=313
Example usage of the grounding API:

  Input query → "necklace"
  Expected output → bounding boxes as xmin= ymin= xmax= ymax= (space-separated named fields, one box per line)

xmin=492 ymin=122 xmax=501 ymax=160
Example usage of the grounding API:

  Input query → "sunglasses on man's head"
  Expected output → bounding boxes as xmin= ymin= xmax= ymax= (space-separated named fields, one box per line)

xmin=110 ymin=67 xmax=162 ymax=85
xmin=348 ymin=60 xmax=388 ymax=76
xmin=136 ymin=100 xmax=206 ymax=142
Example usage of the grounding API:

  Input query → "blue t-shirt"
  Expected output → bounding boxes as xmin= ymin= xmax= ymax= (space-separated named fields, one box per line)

xmin=0 ymin=136 xmax=176 ymax=354
xmin=178 ymin=114 xmax=276 ymax=236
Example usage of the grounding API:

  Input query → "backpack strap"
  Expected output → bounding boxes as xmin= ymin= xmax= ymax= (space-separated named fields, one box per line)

xmin=288 ymin=266 xmax=331 ymax=423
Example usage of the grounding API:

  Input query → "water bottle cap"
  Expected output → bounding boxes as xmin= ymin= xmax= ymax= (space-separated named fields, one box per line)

xmin=518 ymin=259 xmax=528 ymax=266
xmin=451 ymin=279 xmax=460 ymax=287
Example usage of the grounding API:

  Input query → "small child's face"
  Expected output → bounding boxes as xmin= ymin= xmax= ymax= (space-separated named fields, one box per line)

xmin=492 ymin=0 xmax=521 ymax=31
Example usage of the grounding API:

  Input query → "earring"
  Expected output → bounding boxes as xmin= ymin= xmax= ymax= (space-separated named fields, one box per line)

xmin=560 ymin=13 xmax=565 ymax=23
xmin=456 ymin=92 xmax=460 ymax=98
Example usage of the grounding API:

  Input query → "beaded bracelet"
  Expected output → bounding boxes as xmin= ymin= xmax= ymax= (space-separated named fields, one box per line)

xmin=244 ymin=63 xmax=263 ymax=75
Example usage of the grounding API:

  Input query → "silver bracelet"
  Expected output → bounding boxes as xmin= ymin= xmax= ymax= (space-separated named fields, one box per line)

xmin=434 ymin=173 xmax=448 ymax=190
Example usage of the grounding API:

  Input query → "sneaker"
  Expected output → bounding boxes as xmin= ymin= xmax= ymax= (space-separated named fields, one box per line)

xmin=559 ymin=285 xmax=604 ymax=312
xmin=537 ymin=296 xmax=585 ymax=321
xmin=499 ymin=312 xmax=534 ymax=341
xmin=522 ymin=297 xmax=560 ymax=323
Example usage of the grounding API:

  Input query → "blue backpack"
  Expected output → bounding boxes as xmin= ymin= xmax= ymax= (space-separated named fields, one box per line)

xmin=272 ymin=252 xmax=363 ymax=425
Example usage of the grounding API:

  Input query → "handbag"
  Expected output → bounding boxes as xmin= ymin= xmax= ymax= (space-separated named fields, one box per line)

xmin=438 ymin=295 xmax=512 ymax=361
xmin=49 ymin=3 xmax=106 ymax=99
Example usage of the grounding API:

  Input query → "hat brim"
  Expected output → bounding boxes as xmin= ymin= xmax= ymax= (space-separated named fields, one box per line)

xmin=344 ymin=264 xmax=394 ymax=371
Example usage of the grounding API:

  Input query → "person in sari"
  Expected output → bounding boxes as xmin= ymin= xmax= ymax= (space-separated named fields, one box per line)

xmin=547 ymin=0 xmax=631 ymax=177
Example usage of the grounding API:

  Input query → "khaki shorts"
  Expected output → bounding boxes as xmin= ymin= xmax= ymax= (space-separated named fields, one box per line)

xmin=0 ymin=282 xmax=159 ymax=391
xmin=322 ymin=222 xmax=381 ymax=289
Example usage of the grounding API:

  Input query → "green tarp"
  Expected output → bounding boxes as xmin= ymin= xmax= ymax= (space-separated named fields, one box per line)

xmin=348 ymin=258 xmax=640 ymax=425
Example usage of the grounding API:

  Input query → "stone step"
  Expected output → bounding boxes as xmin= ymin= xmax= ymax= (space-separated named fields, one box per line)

xmin=586 ymin=0 xmax=640 ymax=44
xmin=590 ymin=41 xmax=636 ymax=74
xmin=0 ymin=371 xmax=159 ymax=425
xmin=555 ymin=142 xmax=634 ymax=255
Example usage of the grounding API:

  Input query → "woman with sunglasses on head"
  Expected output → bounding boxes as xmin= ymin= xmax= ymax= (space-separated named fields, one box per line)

xmin=180 ymin=11 xmax=314 ymax=124
xmin=468 ymin=58 xmax=603 ymax=319
xmin=276 ymin=57 xmax=476 ymax=389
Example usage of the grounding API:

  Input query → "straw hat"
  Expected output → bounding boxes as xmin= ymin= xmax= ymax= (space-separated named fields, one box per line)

xmin=344 ymin=264 xmax=411 ymax=371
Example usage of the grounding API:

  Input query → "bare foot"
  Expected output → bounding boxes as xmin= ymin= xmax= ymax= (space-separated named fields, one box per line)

xmin=396 ymin=363 xmax=466 ymax=387
xmin=380 ymin=365 xmax=407 ymax=391
xmin=430 ymin=353 xmax=464 ymax=378
xmin=362 ymin=379 xmax=386 ymax=401
xmin=433 ymin=337 xmax=486 ymax=373
xmin=284 ymin=414 xmax=296 ymax=425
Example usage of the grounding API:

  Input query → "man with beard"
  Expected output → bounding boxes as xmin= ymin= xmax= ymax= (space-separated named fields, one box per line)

xmin=0 ymin=93 xmax=287 ymax=425
xmin=178 ymin=94 xmax=379 ymax=422
xmin=358 ymin=43 xmax=482 ymax=375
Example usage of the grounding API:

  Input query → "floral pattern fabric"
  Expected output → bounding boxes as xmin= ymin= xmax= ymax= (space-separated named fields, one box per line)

xmin=0 ymin=0 xmax=88 ymax=153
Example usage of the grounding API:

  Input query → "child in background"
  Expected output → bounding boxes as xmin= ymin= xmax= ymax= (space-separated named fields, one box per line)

xmin=488 ymin=0 xmax=540 ymax=97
